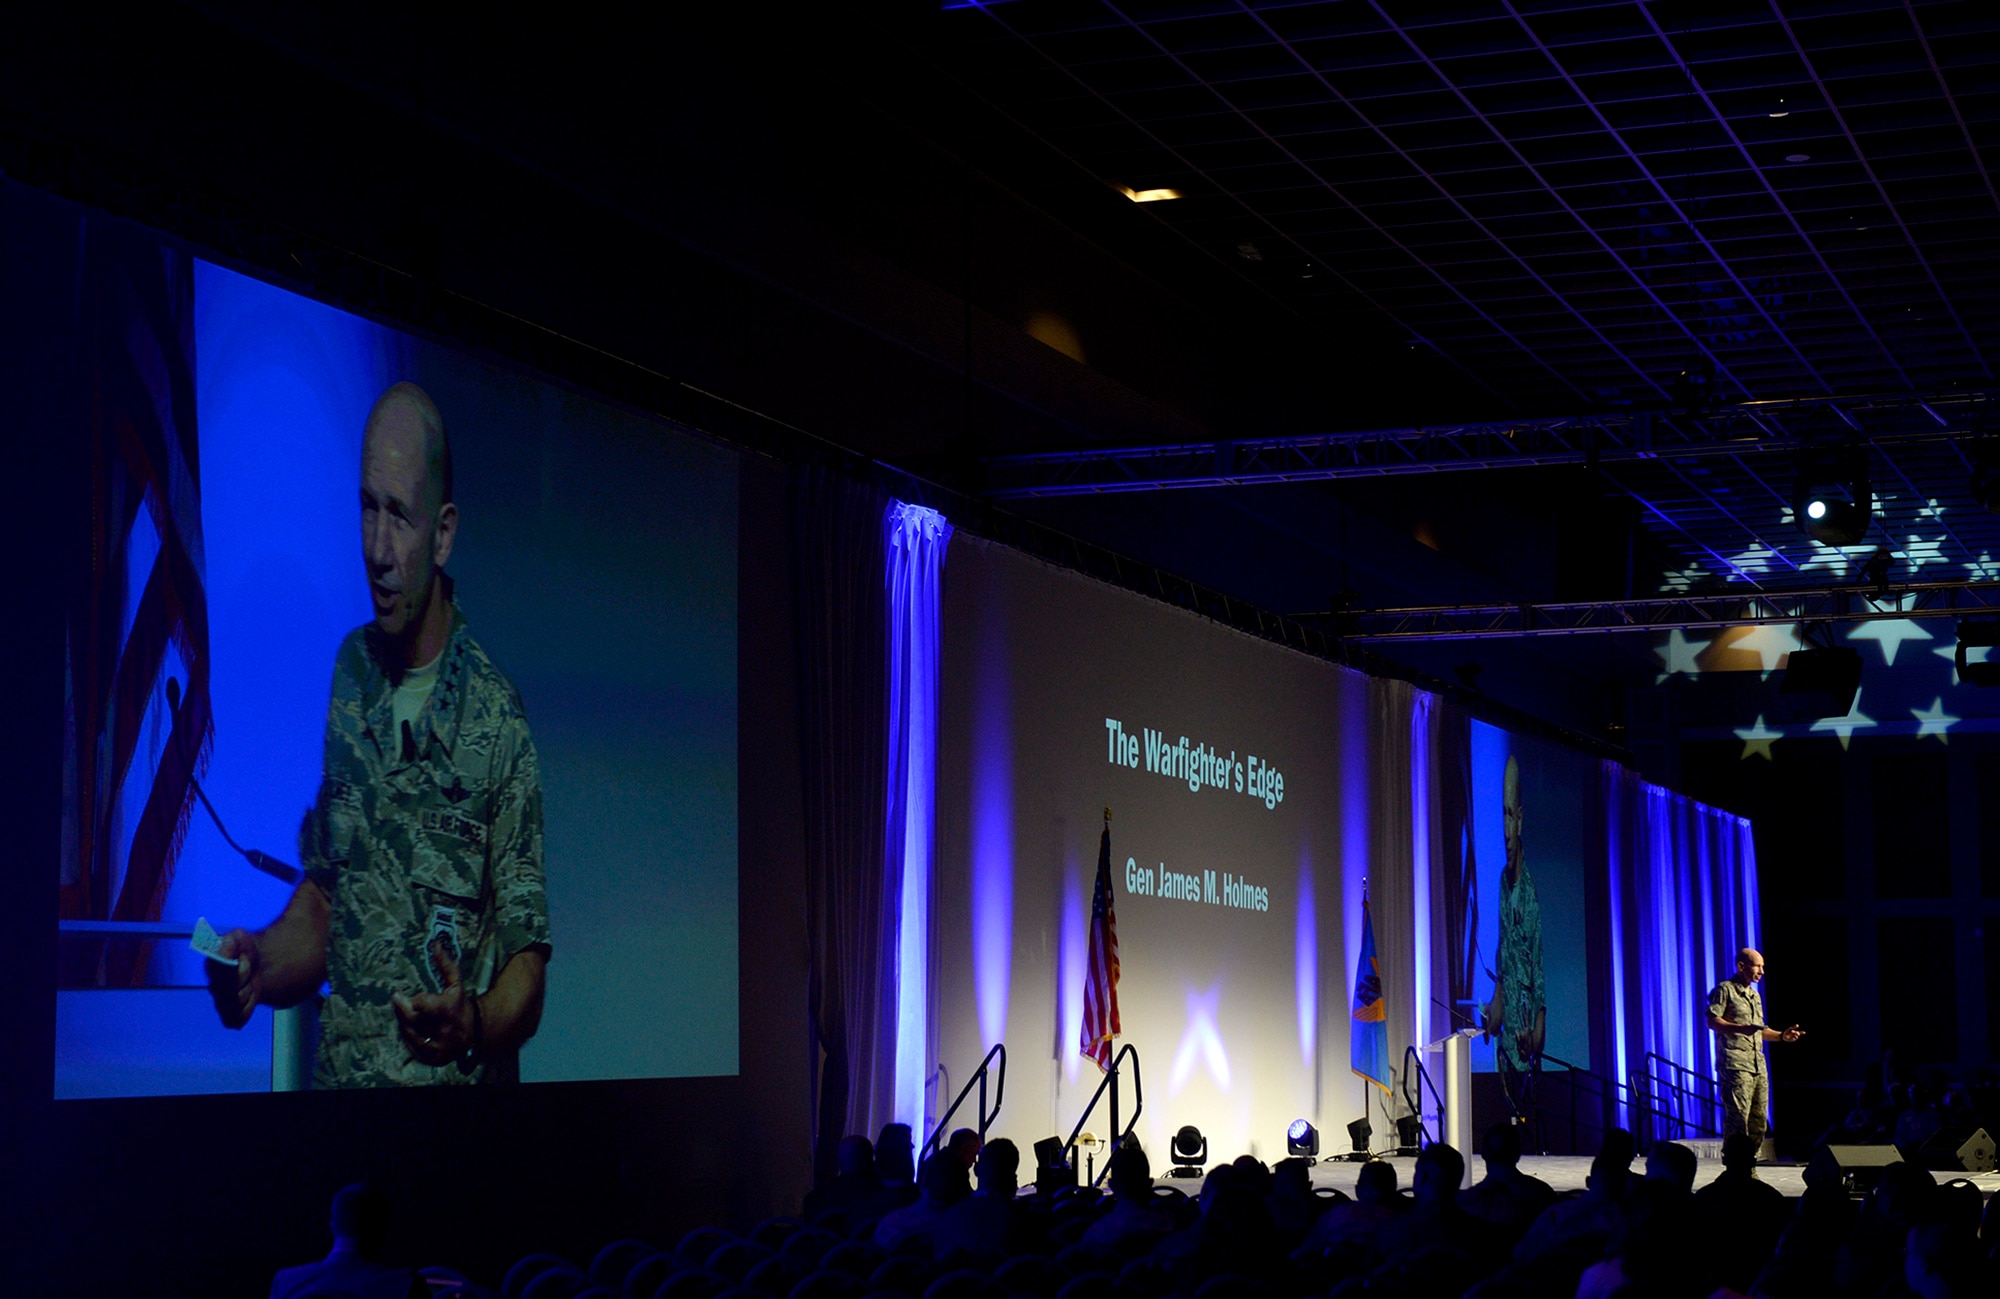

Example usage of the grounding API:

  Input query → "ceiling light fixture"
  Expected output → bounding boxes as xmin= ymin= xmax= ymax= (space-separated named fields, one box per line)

xmin=1120 ymin=186 xmax=1181 ymax=203
xmin=1794 ymin=446 xmax=1872 ymax=546
xmin=1785 ymin=153 xmax=1811 ymax=163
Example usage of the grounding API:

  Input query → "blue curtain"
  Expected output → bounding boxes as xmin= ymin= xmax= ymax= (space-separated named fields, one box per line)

xmin=884 ymin=501 xmax=952 ymax=1135
xmin=1603 ymin=761 xmax=1760 ymax=1136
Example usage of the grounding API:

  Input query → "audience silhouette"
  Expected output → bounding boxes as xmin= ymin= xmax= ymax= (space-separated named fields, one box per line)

xmin=269 ymin=1182 xmax=424 ymax=1299
xmin=341 ymin=1110 xmax=2000 ymax=1299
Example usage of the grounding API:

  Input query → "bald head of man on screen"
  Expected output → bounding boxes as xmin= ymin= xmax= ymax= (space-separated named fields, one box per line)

xmin=360 ymin=381 xmax=457 ymax=671
xmin=208 ymin=380 xmax=551 ymax=1087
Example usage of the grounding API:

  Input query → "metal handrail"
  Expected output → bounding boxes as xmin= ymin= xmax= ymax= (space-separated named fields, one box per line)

xmin=1534 ymin=1051 xmax=1633 ymax=1155
xmin=1064 ymin=1043 xmax=1144 ymax=1185
xmin=1401 ymin=1044 xmax=1444 ymax=1149
xmin=1635 ymin=1051 xmax=1722 ymax=1146
xmin=923 ymin=1043 xmax=1007 ymax=1160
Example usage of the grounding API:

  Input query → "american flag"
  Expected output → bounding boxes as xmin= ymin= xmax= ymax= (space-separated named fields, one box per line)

xmin=1080 ymin=821 xmax=1121 ymax=1070
xmin=60 ymin=226 xmax=212 ymax=988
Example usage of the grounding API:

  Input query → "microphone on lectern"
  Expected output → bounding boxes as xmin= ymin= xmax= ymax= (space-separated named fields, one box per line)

xmin=166 ymin=678 xmax=304 ymax=886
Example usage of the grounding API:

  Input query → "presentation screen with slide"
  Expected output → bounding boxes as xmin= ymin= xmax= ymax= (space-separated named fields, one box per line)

xmin=54 ymin=233 xmax=739 ymax=1097
xmin=933 ymin=536 xmax=1371 ymax=1164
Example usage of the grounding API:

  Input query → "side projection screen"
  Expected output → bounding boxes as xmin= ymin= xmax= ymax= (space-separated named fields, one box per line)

xmin=54 ymin=230 xmax=738 ymax=1097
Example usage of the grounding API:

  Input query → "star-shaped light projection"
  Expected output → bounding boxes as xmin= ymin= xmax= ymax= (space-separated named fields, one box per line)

xmin=1910 ymin=697 xmax=1960 ymax=744
xmin=1808 ymin=688 xmax=1876 ymax=750
xmin=1798 ymin=541 xmax=1876 ymax=576
xmin=1967 ymin=552 xmax=2000 ymax=582
xmin=1900 ymin=535 xmax=1947 ymax=572
xmin=1732 ymin=623 xmax=1803 ymax=675
xmin=1655 ymin=628 xmax=1710 ymax=681
xmin=1734 ymin=714 xmax=1782 ymax=761
xmin=1847 ymin=616 xmax=1934 ymax=666
xmin=1917 ymin=497 xmax=1947 ymax=520
xmin=1935 ymin=641 xmax=1992 ymax=685
xmin=1723 ymin=545 xmax=1786 ymax=582
xmin=1658 ymin=562 xmax=1711 ymax=594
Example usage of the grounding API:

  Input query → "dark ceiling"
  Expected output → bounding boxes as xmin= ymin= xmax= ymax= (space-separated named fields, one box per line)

xmin=908 ymin=0 xmax=1998 ymax=410
xmin=5 ymin=1 xmax=1996 ymax=744
xmin=881 ymin=0 xmax=2000 ymax=621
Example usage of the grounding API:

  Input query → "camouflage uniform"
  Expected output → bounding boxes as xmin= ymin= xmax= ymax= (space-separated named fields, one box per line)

xmin=1495 ymin=865 xmax=1545 ymax=1077
xmin=1708 ymin=978 xmax=1768 ymax=1141
xmin=302 ymin=597 xmax=550 ymax=1087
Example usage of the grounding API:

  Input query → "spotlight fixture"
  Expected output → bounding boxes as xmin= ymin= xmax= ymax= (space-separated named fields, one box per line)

xmin=1168 ymin=1125 xmax=1208 ymax=1179
xmin=1957 ymin=619 xmax=2000 ymax=688
xmin=1286 ymin=1119 xmax=1320 ymax=1162
xmin=1394 ymin=1115 xmax=1423 ymax=1156
xmin=1794 ymin=447 xmax=1872 ymax=545
xmin=1344 ymin=1117 xmax=1373 ymax=1163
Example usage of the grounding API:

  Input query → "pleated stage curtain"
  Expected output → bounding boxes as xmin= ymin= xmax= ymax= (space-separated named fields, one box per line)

xmin=796 ymin=467 xmax=892 ymax=1184
xmin=882 ymin=501 xmax=952 ymax=1138
xmin=1602 ymin=760 xmax=1761 ymax=1140
xmin=1367 ymin=677 xmax=1420 ymax=1123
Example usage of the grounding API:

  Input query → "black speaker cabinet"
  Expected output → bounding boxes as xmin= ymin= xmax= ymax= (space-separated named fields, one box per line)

xmin=1825 ymin=1143 xmax=1903 ymax=1194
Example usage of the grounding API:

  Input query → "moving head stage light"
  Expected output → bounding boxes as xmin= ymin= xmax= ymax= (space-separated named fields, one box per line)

xmin=1286 ymin=1119 xmax=1319 ymax=1162
xmin=1793 ymin=446 xmax=1872 ymax=546
xmin=1168 ymin=1125 xmax=1208 ymax=1179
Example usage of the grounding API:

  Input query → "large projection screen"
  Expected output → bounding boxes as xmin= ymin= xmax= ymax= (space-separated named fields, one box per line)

xmin=54 ymin=246 xmax=739 ymax=1097
xmin=934 ymin=536 xmax=1372 ymax=1164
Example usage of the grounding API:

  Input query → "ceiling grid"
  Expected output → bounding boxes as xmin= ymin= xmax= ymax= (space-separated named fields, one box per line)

xmin=925 ymin=0 xmax=1998 ymax=594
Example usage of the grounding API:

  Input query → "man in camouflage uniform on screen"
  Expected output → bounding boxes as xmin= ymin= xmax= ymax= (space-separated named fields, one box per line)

xmin=1483 ymin=755 xmax=1545 ymax=1116
xmin=209 ymin=382 xmax=550 ymax=1086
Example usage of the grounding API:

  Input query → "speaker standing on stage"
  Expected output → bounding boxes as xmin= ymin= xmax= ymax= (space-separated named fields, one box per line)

xmin=205 ymin=382 xmax=552 ymax=1085
xmin=1707 ymin=948 xmax=1803 ymax=1144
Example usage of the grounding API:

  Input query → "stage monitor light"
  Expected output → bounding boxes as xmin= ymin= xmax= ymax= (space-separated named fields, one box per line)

xmin=1395 ymin=1115 xmax=1423 ymax=1156
xmin=1168 ymin=1125 xmax=1208 ymax=1179
xmin=1957 ymin=619 xmax=2000 ymax=688
xmin=1287 ymin=1119 xmax=1320 ymax=1160
xmin=1344 ymin=1117 xmax=1372 ymax=1162
xmin=1776 ymin=645 xmax=1863 ymax=718
xmin=1793 ymin=448 xmax=1871 ymax=546
xmin=1032 ymin=1135 xmax=1075 ymax=1195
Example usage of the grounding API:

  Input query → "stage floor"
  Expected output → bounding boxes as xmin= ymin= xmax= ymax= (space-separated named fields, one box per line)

xmin=1158 ymin=1154 xmax=2000 ymax=1200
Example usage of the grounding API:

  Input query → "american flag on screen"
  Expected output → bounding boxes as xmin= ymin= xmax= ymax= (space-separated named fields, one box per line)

xmin=59 ymin=229 xmax=212 ymax=988
xmin=1081 ymin=820 xmax=1121 ymax=1071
